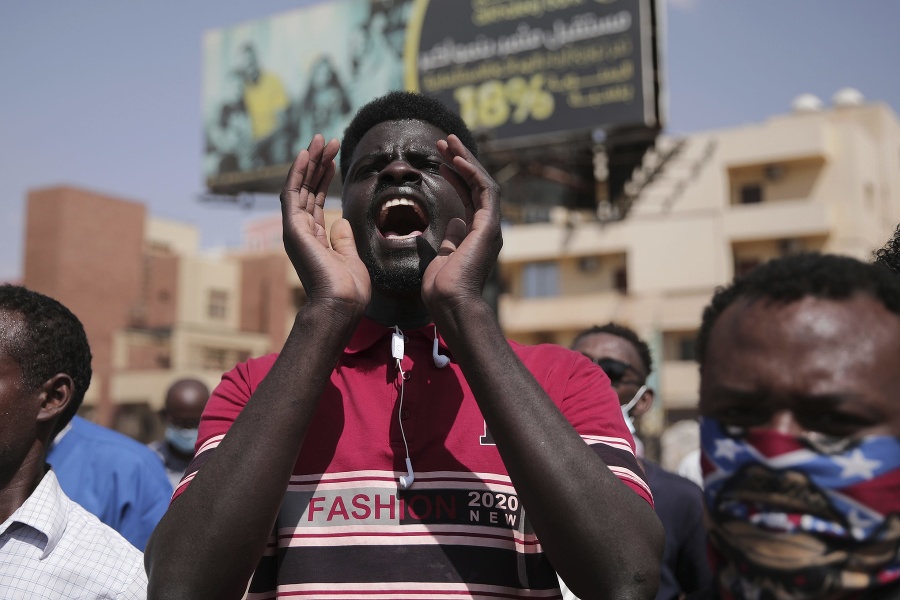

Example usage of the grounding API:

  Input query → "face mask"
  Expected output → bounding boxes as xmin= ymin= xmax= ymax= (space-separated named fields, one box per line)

xmin=700 ymin=417 xmax=900 ymax=599
xmin=165 ymin=425 xmax=199 ymax=455
xmin=620 ymin=384 xmax=647 ymax=435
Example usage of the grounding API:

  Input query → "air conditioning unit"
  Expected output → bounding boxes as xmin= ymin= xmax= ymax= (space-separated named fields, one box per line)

xmin=764 ymin=164 xmax=785 ymax=181
xmin=778 ymin=238 xmax=804 ymax=256
xmin=578 ymin=256 xmax=601 ymax=273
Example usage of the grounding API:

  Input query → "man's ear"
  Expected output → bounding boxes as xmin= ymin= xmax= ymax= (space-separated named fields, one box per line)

xmin=632 ymin=387 xmax=654 ymax=417
xmin=36 ymin=373 xmax=73 ymax=424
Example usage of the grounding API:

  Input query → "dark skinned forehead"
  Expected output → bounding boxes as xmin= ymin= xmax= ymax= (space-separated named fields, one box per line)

xmin=0 ymin=310 xmax=25 ymax=367
xmin=573 ymin=332 xmax=646 ymax=374
xmin=349 ymin=120 xmax=447 ymax=163
xmin=165 ymin=380 xmax=209 ymax=411
xmin=699 ymin=293 xmax=900 ymax=435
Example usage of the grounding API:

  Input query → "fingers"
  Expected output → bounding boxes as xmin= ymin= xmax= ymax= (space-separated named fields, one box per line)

xmin=281 ymin=135 xmax=340 ymax=215
xmin=305 ymin=138 xmax=340 ymax=204
xmin=313 ymin=157 xmax=337 ymax=223
xmin=283 ymin=145 xmax=312 ymax=197
xmin=437 ymin=135 xmax=500 ymax=229
xmin=437 ymin=138 xmax=477 ymax=222
xmin=438 ymin=136 xmax=484 ymax=184
xmin=438 ymin=162 xmax=474 ymax=215
xmin=439 ymin=137 xmax=496 ymax=196
xmin=439 ymin=218 xmax=467 ymax=256
xmin=329 ymin=218 xmax=360 ymax=259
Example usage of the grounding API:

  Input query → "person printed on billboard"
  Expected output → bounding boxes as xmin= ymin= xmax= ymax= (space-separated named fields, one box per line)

xmin=349 ymin=0 xmax=412 ymax=106
xmin=235 ymin=42 xmax=289 ymax=167
xmin=295 ymin=55 xmax=352 ymax=156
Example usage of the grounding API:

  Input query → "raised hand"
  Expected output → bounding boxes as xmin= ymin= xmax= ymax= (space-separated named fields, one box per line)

xmin=421 ymin=135 xmax=503 ymax=312
xmin=281 ymin=135 xmax=370 ymax=315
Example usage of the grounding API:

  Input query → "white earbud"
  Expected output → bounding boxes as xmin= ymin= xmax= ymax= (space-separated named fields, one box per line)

xmin=399 ymin=457 xmax=415 ymax=489
xmin=432 ymin=327 xmax=449 ymax=368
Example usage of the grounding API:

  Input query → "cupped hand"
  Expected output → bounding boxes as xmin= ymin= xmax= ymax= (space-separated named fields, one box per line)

xmin=421 ymin=135 xmax=503 ymax=313
xmin=281 ymin=135 xmax=371 ymax=314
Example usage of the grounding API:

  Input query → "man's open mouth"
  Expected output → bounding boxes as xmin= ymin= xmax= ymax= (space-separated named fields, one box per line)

xmin=376 ymin=197 xmax=429 ymax=239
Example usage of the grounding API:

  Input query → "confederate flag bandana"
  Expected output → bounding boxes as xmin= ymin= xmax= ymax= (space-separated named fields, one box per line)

xmin=700 ymin=417 xmax=900 ymax=599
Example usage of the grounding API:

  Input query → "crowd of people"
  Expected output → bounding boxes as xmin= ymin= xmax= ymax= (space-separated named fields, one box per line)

xmin=2 ymin=90 xmax=899 ymax=599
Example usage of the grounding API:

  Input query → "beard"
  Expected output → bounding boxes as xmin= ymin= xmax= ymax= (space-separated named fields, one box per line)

xmin=364 ymin=247 xmax=426 ymax=294
xmin=353 ymin=197 xmax=443 ymax=296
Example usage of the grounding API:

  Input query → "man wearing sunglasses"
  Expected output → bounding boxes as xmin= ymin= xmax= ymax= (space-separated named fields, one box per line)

xmin=693 ymin=253 xmax=900 ymax=599
xmin=572 ymin=323 xmax=712 ymax=600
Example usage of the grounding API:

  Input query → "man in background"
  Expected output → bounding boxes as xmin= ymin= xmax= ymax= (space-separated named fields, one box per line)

xmin=572 ymin=323 xmax=711 ymax=600
xmin=0 ymin=285 xmax=146 ymax=596
xmin=150 ymin=378 xmax=210 ymax=489
xmin=694 ymin=253 xmax=900 ymax=599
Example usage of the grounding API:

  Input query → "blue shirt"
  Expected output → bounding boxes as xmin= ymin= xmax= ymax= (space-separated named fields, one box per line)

xmin=46 ymin=415 xmax=172 ymax=550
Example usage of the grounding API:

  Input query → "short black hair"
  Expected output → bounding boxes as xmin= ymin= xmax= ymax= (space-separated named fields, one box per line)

xmin=572 ymin=322 xmax=654 ymax=376
xmin=874 ymin=223 xmax=900 ymax=276
xmin=697 ymin=253 xmax=900 ymax=369
xmin=0 ymin=285 xmax=92 ymax=435
xmin=339 ymin=91 xmax=478 ymax=180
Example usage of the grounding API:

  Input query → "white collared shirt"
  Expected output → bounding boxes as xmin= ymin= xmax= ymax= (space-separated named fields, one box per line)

xmin=0 ymin=469 xmax=147 ymax=599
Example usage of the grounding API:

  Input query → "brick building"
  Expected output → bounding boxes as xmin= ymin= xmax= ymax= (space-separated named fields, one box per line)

xmin=22 ymin=187 xmax=311 ymax=438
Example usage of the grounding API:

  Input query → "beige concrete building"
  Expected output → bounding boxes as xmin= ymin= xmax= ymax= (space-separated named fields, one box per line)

xmin=497 ymin=94 xmax=900 ymax=433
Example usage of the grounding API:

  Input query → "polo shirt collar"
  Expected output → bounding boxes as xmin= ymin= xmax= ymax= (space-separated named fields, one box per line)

xmin=0 ymin=469 xmax=68 ymax=559
xmin=344 ymin=317 xmax=450 ymax=355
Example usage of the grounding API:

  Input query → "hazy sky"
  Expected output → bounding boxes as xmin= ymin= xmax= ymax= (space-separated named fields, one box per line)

xmin=2 ymin=1 xmax=899 ymax=282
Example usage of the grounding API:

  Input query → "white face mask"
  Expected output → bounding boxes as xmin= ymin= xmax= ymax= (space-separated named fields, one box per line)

xmin=620 ymin=384 xmax=647 ymax=434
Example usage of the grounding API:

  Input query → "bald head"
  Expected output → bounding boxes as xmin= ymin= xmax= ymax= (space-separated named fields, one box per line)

xmin=164 ymin=379 xmax=209 ymax=428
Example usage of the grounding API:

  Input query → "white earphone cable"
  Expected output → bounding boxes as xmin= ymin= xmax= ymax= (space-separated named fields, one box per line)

xmin=394 ymin=326 xmax=412 ymax=478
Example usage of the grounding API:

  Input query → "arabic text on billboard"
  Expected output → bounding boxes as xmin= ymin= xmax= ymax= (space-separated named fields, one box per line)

xmin=407 ymin=0 xmax=655 ymax=141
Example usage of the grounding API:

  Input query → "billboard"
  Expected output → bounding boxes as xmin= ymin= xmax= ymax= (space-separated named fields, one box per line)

xmin=407 ymin=0 xmax=659 ymax=142
xmin=203 ymin=0 xmax=660 ymax=193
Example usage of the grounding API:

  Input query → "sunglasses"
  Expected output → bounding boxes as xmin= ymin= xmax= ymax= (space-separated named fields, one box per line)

xmin=594 ymin=357 xmax=645 ymax=386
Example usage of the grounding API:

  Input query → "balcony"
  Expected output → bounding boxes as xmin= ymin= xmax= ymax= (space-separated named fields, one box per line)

xmin=723 ymin=115 xmax=831 ymax=168
xmin=498 ymin=291 xmax=631 ymax=335
xmin=724 ymin=199 xmax=832 ymax=242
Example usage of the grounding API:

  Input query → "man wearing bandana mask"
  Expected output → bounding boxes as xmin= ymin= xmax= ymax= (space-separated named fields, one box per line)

xmin=693 ymin=253 xmax=900 ymax=600
xmin=150 ymin=379 xmax=209 ymax=490
xmin=573 ymin=323 xmax=713 ymax=600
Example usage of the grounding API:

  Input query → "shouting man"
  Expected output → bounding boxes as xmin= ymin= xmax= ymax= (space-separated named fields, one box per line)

xmin=146 ymin=91 xmax=663 ymax=599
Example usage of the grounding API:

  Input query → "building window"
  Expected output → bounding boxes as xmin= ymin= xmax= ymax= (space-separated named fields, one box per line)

xmin=778 ymin=238 xmax=804 ymax=256
xmin=208 ymin=290 xmax=228 ymax=319
xmin=577 ymin=256 xmax=600 ymax=273
xmin=678 ymin=337 xmax=697 ymax=362
xmin=613 ymin=266 xmax=628 ymax=294
xmin=739 ymin=184 xmax=763 ymax=204
xmin=663 ymin=331 xmax=698 ymax=362
xmin=202 ymin=347 xmax=251 ymax=371
xmin=204 ymin=348 xmax=228 ymax=370
xmin=113 ymin=403 xmax=161 ymax=444
xmin=521 ymin=261 xmax=559 ymax=298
